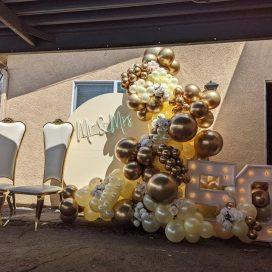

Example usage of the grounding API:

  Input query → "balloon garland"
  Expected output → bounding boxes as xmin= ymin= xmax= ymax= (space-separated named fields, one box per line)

xmin=60 ymin=47 xmax=264 ymax=243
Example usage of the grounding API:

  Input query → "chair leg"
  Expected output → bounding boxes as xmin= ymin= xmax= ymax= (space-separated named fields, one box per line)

xmin=59 ymin=191 xmax=63 ymax=203
xmin=12 ymin=194 xmax=16 ymax=215
xmin=0 ymin=192 xmax=6 ymax=226
xmin=35 ymin=195 xmax=45 ymax=231
xmin=4 ymin=193 xmax=14 ymax=226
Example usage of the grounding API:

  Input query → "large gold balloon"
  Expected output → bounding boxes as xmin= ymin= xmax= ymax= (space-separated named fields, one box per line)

xmin=252 ymin=188 xmax=270 ymax=208
xmin=201 ymin=90 xmax=221 ymax=109
xmin=158 ymin=48 xmax=175 ymax=66
xmin=115 ymin=137 xmax=138 ymax=164
xmin=144 ymin=47 xmax=163 ymax=56
xmin=146 ymin=97 xmax=163 ymax=113
xmin=137 ymin=146 xmax=155 ymax=166
xmin=169 ymin=113 xmax=198 ymax=142
xmin=147 ymin=172 xmax=178 ymax=204
xmin=60 ymin=198 xmax=78 ymax=216
xmin=127 ymin=94 xmax=146 ymax=111
xmin=190 ymin=101 xmax=208 ymax=118
xmin=123 ymin=161 xmax=142 ymax=180
xmin=113 ymin=199 xmax=134 ymax=224
xmin=183 ymin=84 xmax=201 ymax=103
xmin=142 ymin=53 xmax=157 ymax=63
xmin=168 ymin=60 xmax=180 ymax=76
xmin=194 ymin=130 xmax=223 ymax=158
xmin=196 ymin=111 xmax=214 ymax=128
xmin=62 ymin=185 xmax=78 ymax=199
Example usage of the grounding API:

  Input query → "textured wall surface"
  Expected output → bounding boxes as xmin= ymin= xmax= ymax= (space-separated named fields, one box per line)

xmin=5 ymin=41 xmax=267 ymax=204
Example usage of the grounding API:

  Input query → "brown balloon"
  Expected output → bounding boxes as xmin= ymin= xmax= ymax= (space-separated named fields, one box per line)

xmin=136 ymin=109 xmax=152 ymax=121
xmin=113 ymin=199 xmax=134 ymax=224
xmin=123 ymin=161 xmax=142 ymax=180
xmin=247 ymin=229 xmax=258 ymax=240
xmin=147 ymin=172 xmax=178 ymax=204
xmin=201 ymin=90 xmax=221 ymax=109
xmin=137 ymin=146 xmax=155 ymax=166
xmin=115 ymin=137 xmax=138 ymax=164
xmin=168 ymin=60 xmax=180 ymax=75
xmin=252 ymin=188 xmax=270 ymax=208
xmin=256 ymin=206 xmax=271 ymax=221
xmin=127 ymin=94 xmax=146 ymax=111
xmin=190 ymin=101 xmax=209 ymax=118
xmin=60 ymin=213 xmax=77 ymax=224
xmin=62 ymin=185 xmax=78 ymax=199
xmin=168 ymin=113 xmax=198 ymax=142
xmin=157 ymin=48 xmax=175 ymax=66
xmin=132 ymin=189 xmax=144 ymax=203
xmin=142 ymin=166 xmax=158 ymax=182
xmin=245 ymin=216 xmax=256 ymax=228
xmin=183 ymin=84 xmax=201 ymax=103
xmin=59 ymin=198 xmax=78 ymax=216
xmin=142 ymin=53 xmax=157 ymax=63
xmin=144 ymin=47 xmax=163 ymax=56
xmin=252 ymin=182 xmax=268 ymax=191
xmin=146 ymin=97 xmax=163 ymax=113
xmin=196 ymin=111 xmax=214 ymax=128
xmin=194 ymin=130 xmax=223 ymax=158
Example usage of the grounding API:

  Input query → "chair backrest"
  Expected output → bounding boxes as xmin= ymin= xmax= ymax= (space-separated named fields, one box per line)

xmin=0 ymin=118 xmax=26 ymax=183
xmin=43 ymin=119 xmax=73 ymax=187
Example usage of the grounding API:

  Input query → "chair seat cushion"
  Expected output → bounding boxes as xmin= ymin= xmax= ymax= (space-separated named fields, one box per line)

xmin=9 ymin=185 xmax=62 ymax=195
xmin=0 ymin=183 xmax=13 ymax=192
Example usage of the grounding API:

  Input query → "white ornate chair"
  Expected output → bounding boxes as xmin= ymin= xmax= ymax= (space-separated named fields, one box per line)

xmin=6 ymin=119 xmax=73 ymax=230
xmin=0 ymin=118 xmax=26 ymax=226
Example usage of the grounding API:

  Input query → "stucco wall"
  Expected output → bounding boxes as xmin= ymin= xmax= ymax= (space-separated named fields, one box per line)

xmin=4 ymin=41 xmax=271 ymax=204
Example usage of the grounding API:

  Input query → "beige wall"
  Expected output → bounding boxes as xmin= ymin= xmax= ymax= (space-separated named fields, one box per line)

xmin=4 ymin=41 xmax=272 ymax=204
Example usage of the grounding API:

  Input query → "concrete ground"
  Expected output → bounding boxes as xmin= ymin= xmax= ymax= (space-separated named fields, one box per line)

xmin=0 ymin=208 xmax=271 ymax=272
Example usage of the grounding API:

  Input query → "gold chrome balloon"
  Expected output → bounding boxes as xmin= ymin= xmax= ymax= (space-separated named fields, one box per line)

xmin=201 ymin=90 xmax=221 ymax=109
xmin=59 ymin=198 xmax=78 ymax=216
xmin=132 ymin=189 xmax=144 ymax=203
xmin=60 ymin=213 xmax=77 ymax=224
xmin=142 ymin=53 xmax=157 ymax=63
xmin=183 ymin=84 xmax=201 ymax=103
xmin=194 ymin=130 xmax=223 ymax=158
xmin=127 ymin=94 xmax=146 ymax=111
xmin=168 ymin=60 xmax=180 ymax=75
xmin=146 ymin=97 xmax=163 ymax=113
xmin=144 ymin=47 xmax=163 ymax=56
xmin=113 ymin=199 xmax=134 ymax=224
xmin=142 ymin=166 xmax=158 ymax=182
xmin=115 ymin=137 xmax=138 ymax=164
xmin=123 ymin=161 xmax=142 ymax=180
xmin=62 ymin=185 xmax=78 ymax=199
xmin=136 ymin=109 xmax=153 ymax=121
xmin=169 ymin=113 xmax=198 ymax=142
xmin=158 ymin=48 xmax=175 ymax=66
xmin=137 ymin=146 xmax=155 ymax=166
xmin=147 ymin=172 xmax=178 ymax=204
xmin=252 ymin=188 xmax=270 ymax=208
xmin=196 ymin=111 xmax=214 ymax=128
xmin=174 ymin=86 xmax=183 ymax=97
xmin=190 ymin=101 xmax=209 ymax=118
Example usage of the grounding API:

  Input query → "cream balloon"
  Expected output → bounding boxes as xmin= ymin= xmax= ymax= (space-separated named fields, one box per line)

xmin=232 ymin=221 xmax=249 ymax=237
xmin=143 ymin=194 xmax=157 ymax=212
xmin=75 ymin=186 xmax=91 ymax=207
xmin=142 ymin=213 xmax=161 ymax=233
xmin=200 ymin=221 xmax=215 ymax=239
xmin=185 ymin=233 xmax=200 ymax=243
xmin=89 ymin=197 xmax=100 ymax=212
xmin=225 ymin=186 xmax=236 ymax=200
xmin=184 ymin=217 xmax=202 ymax=235
xmin=155 ymin=205 xmax=173 ymax=224
xmin=165 ymin=219 xmax=185 ymax=243
xmin=237 ymin=203 xmax=257 ymax=218
xmin=84 ymin=207 xmax=100 ymax=221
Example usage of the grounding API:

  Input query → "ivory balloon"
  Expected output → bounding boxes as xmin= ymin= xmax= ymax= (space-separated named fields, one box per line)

xmin=169 ymin=113 xmax=198 ymax=142
xmin=88 ymin=177 xmax=103 ymax=191
xmin=115 ymin=137 xmax=138 ymax=164
xmin=84 ymin=207 xmax=100 ymax=222
xmin=89 ymin=197 xmax=100 ymax=212
xmin=225 ymin=186 xmax=236 ymax=200
xmin=184 ymin=217 xmax=202 ymax=235
xmin=194 ymin=130 xmax=223 ymax=158
xmin=165 ymin=219 xmax=185 ymax=243
xmin=155 ymin=205 xmax=173 ymax=224
xmin=237 ymin=203 xmax=257 ymax=218
xmin=113 ymin=199 xmax=134 ymax=224
xmin=201 ymin=90 xmax=221 ymax=109
xmin=183 ymin=84 xmax=201 ymax=103
xmin=75 ymin=187 xmax=91 ymax=207
xmin=143 ymin=194 xmax=157 ymax=212
xmin=200 ymin=221 xmax=215 ymax=239
xmin=142 ymin=213 xmax=161 ymax=233
xmin=157 ymin=48 xmax=175 ymax=66
xmin=232 ymin=221 xmax=249 ymax=237
xmin=147 ymin=172 xmax=178 ymax=204
xmin=185 ymin=233 xmax=200 ymax=243
xmin=123 ymin=161 xmax=142 ymax=180
xmin=196 ymin=111 xmax=214 ymax=128
xmin=60 ymin=198 xmax=78 ymax=216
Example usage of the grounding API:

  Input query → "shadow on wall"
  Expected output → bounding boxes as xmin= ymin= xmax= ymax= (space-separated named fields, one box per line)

xmin=7 ymin=48 xmax=143 ymax=99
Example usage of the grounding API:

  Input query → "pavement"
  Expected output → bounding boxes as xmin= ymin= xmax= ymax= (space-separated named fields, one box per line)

xmin=0 ymin=207 xmax=271 ymax=272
